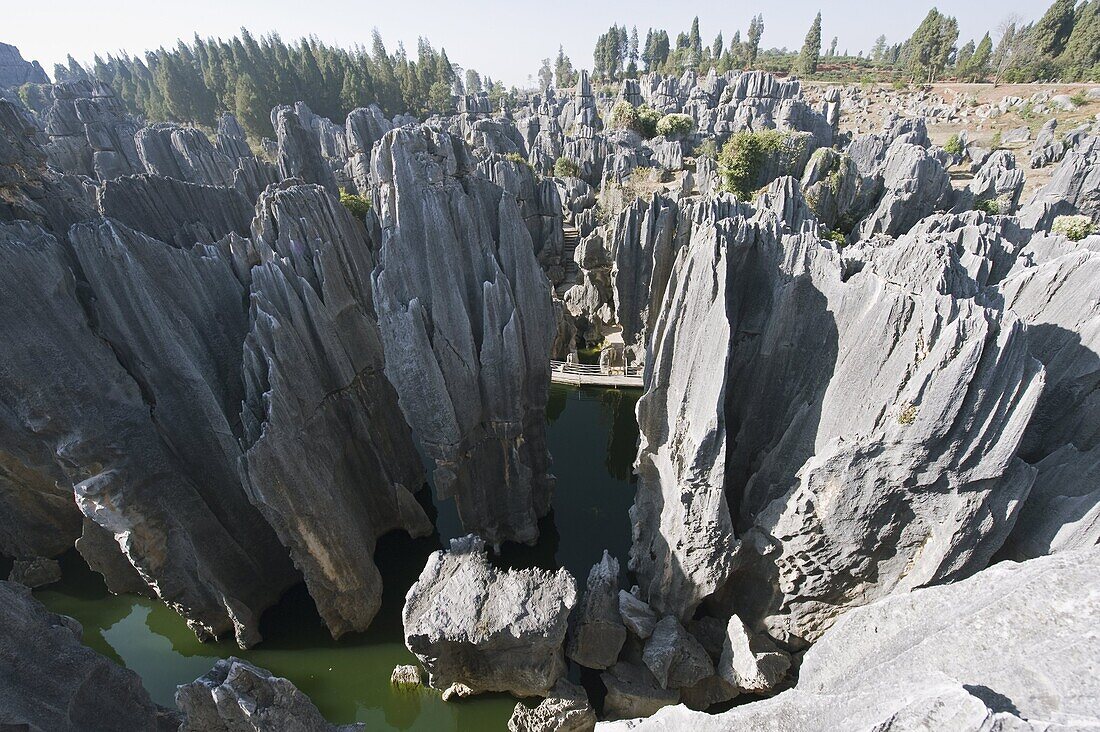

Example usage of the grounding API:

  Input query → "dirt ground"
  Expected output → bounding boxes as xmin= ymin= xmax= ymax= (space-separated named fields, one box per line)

xmin=810 ymin=82 xmax=1100 ymax=200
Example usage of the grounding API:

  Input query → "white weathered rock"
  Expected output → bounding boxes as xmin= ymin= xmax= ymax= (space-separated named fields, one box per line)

xmin=402 ymin=535 xmax=577 ymax=698
xmin=177 ymin=657 xmax=360 ymax=731
xmin=597 ymin=549 xmax=1100 ymax=731
xmin=717 ymin=615 xmax=790 ymax=693
xmin=642 ymin=617 xmax=715 ymax=690
xmin=508 ymin=680 xmax=596 ymax=732
xmin=567 ymin=551 xmax=627 ymax=670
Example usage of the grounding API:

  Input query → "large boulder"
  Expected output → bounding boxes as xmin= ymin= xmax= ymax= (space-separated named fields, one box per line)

xmin=177 ymin=657 xmax=361 ymax=731
xmin=402 ymin=535 xmax=577 ymax=698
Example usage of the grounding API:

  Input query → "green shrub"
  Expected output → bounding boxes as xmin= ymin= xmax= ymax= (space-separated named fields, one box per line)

xmin=339 ymin=189 xmax=370 ymax=219
xmin=990 ymin=131 xmax=1003 ymax=150
xmin=822 ymin=228 xmax=847 ymax=246
xmin=655 ymin=113 xmax=694 ymax=138
xmin=608 ymin=100 xmax=638 ymax=130
xmin=503 ymin=152 xmax=532 ymax=169
xmin=1070 ymin=91 xmax=1089 ymax=107
xmin=897 ymin=402 xmax=918 ymax=425
xmin=695 ymin=138 xmax=718 ymax=161
xmin=943 ymin=134 xmax=964 ymax=157
xmin=718 ymin=129 xmax=786 ymax=199
xmin=975 ymin=197 xmax=1003 ymax=216
xmin=554 ymin=156 xmax=582 ymax=178
xmin=891 ymin=79 xmax=908 ymax=91
xmin=1052 ymin=214 xmax=1095 ymax=241
xmin=635 ymin=106 xmax=662 ymax=138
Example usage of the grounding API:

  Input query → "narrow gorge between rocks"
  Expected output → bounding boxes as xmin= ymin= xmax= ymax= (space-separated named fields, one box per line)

xmin=17 ymin=385 xmax=640 ymax=730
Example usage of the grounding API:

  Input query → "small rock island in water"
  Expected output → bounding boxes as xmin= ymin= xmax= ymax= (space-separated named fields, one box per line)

xmin=1 ymin=3 xmax=1100 ymax=729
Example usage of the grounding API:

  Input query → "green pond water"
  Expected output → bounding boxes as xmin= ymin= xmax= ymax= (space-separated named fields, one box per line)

xmin=32 ymin=384 xmax=640 ymax=730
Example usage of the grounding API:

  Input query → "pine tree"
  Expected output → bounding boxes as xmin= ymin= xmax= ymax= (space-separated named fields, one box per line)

xmin=955 ymin=39 xmax=976 ymax=76
xmin=1032 ymin=0 xmax=1077 ymax=57
xmin=747 ymin=15 xmax=765 ymax=68
xmin=797 ymin=12 xmax=823 ymax=76
xmin=688 ymin=16 xmax=703 ymax=64
xmin=538 ymin=58 xmax=553 ymax=90
xmin=968 ymin=33 xmax=994 ymax=81
xmin=712 ymin=32 xmax=724 ymax=60
xmin=871 ymin=35 xmax=887 ymax=63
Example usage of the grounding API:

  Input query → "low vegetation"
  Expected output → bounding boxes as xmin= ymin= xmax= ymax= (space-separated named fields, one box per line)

xmin=718 ymin=129 xmax=786 ymax=199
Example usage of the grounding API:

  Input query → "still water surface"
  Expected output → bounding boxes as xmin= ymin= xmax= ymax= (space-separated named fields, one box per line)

xmin=34 ymin=385 xmax=640 ymax=729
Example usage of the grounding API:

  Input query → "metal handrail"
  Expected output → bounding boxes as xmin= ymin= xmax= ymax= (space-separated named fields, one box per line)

xmin=550 ymin=360 xmax=644 ymax=376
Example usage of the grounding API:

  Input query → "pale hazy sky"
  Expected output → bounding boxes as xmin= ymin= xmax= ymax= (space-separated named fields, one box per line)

xmin=8 ymin=0 xmax=1047 ymax=88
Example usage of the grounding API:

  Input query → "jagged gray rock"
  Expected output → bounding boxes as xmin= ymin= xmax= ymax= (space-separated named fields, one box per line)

xmin=177 ymin=657 xmax=362 ymax=731
xmin=509 ymin=680 xmax=596 ymax=732
xmin=0 ymin=43 xmax=48 ymax=88
xmin=598 ymin=549 xmax=1100 ymax=731
xmin=601 ymin=662 xmax=680 ymax=721
xmin=631 ymin=194 xmax=1044 ymax=650
xmin=0 ymin=580 xmax=177 ymax=731
xmin=717 ymin=614 xmax=790 ymax=693
xmin=402 ymin=535 xmax=577 ymax=698
xmin=567 ymin=551 xmax=626 ymax=670
xmin=6 ymin=557 xmax=61 ymax=588
xmin=96 ymin=174 xmax=253 ymax=247
xmin=371 ymin=125 xmax=555 ymax=546
xmin=642 ymin=617 xmax=715 ymax=690
xmin=238 ymin=182 xmax=431 ymax=638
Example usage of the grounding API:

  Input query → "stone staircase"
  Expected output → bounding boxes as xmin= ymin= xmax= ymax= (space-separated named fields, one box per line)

xmin=555 ymin=225 xmax=581 ymax=298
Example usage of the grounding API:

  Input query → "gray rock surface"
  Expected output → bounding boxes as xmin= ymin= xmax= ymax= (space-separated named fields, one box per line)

xmin=0 ymin=580 xmax=177 ymax=731
xmin=238 ymin=182 xmax=432 ymax=638
xmin=631 ymin=193 xmax=1043 ymax=648
xmin=567 ymin=551 xmax=626 ymax=670
xmin=6 ymin=557 xmax=61 ymax=588
xmin=601 ymin=662 xmax=680 ymax=721
xmin=598 ymin=548 xmax=1100 ymax=731
xmin=0 ymin=43 xmax=48 ymax=89
xmin=402 ymin=535 xmax=577 ymax=698
xmin=642 ymin=617 xmax=715 ymax=690
xmin=509 ymin=680 xmax=596 ymax=732
xmin=371 ymin=125 xmax=556 ymax=546
xmin=717 ymin=614 xmax=790 ymax=693
xmin=177 ymin=657 xmax=361 ymax=731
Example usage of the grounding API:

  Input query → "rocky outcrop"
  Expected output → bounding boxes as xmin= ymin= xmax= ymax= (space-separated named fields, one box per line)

xmin=177 ymin=657 xmax=361 ymax=731
xmin=599 ymin=548 xmax=1100 ymax=731
xmin=631 ymin=194 xmax=1044 ymax=649
xmin=0 ymin=43 xmax=47 ymax=89
xmin=0 ymin=175 xmax=440 ymax=645
xmin=42 ymin=79 xmax=141 ymax=180
xmin=601 ymin=662 xmax=680 ymax=720
xmin=0 ymin=100 xmax=94 ymax=235
xmin=509 ymin=680 xmax=596 ymax=732
xmin=371 ymin=125 xmax=556 ymax=546
xmin=996 ymin=242 xmax=1100 ymax=559
xmin=275 ymin=108 xmax=339 ymax=194
xmin=96 ymin=174 xmax=253 ymax=247
xmin=402 ymin=535 xmax=577 ymax=698
xmin=135 ymin=124 xmax=237 ymax=187
xmin=855 ymin=142 xmax=952 ymax=240
xmin=238 ymin=182 xmax=431 ymax=638
xmin=642 ymin=617 xmax=714 ymax=690
xmin=0 ymin=580 xmax=177 ymax=731
xmin=610 ymin=193 xmax=681 ymax=359
xmin=6 ymin=556 xmax=61 ymax=588
xmin=567 ymin=551 xmax=627 ymax=669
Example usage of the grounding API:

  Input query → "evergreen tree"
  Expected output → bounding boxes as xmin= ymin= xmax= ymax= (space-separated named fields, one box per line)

xmin=797 ymin=12 xmax=823 ymax=76
xmin=968 ymin=33 xmax=994 ymax=80
xmin=1032 ymin=0 xmax=1077 ymax=57
xmin=871 ymin=34 xmax=888 ymax=62
xmin=554 ymin=46 xmax=576 ymax=88
xmin=747 ymin=15 xmax=765 ymax=68
xmin=538 ymin=58 xmax=553 ymax=90
xmin=688 ymin=16 xmax=704 ymax=64
xmin=828 ymin=37 xmax=838 ymax=57
xmin=955 ymin=39 xmax=976 ymax=75
xmin=712 ymin=32 xmax=724 ymax=60
xmin=466 ymin=68 xmax=483 ymax=93
xmin=905 ymin=8 xmax=959 ymax=82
